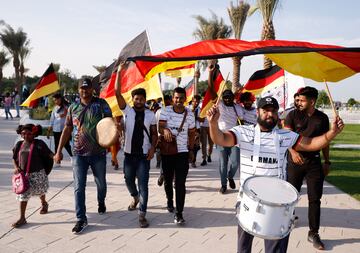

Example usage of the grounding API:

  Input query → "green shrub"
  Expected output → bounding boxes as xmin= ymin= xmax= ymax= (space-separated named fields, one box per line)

xmin=29 ymin=106 xmax=51 ymax=120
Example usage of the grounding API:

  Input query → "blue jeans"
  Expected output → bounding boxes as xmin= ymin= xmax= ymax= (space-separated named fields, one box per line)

xmin=73 ymin=154 xmax=107 ymax=221
xmin=219 ymin=146 xmax=240 ymax=187
xmin=4 ymin=105 xmax=12 ymax=119
xmin=123 ymin=153 xmax=150 ymax=214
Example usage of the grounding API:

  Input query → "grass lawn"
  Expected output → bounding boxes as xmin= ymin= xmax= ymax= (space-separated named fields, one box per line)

xmin=326 ymin=124 xmax=360 ymax=201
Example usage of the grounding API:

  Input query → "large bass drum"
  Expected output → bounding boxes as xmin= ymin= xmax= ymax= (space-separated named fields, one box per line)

xmin=96 ymin=117 xmax=119 ymax=148
xmin=237 ymin=176 xmax=299 ymax=240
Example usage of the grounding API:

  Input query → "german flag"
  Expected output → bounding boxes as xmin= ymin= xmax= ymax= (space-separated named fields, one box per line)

xmin=129 ymin=39 xmax=360 ymax=83
xmin=21 ymin=63 xmax=60 ymax=108
xmin=183 ymin=79 xmax=194 ymax=105
xmin=99 ymin=31 xmax=163 ymax=116
xmin=243 ymin=65 xmax=285 ymax=95
xmin=164 ymin=63 xmax=195 ymax=78
xmin=199 ymin=69 xmax=226 ymax=118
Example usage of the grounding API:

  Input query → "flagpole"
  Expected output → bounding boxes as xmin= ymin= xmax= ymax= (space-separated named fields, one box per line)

xmin=215 ymin=72 xmax=230 ymax=106
xmin=146 ymin=29 xmax=163 ymax=98
xmin=323 ymin=80 xmax=338 ymax=117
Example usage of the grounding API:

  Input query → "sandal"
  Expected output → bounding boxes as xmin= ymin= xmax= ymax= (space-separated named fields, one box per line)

xmin=40 ymin=202 xmax=48 ymax=214
xmin=12 ymin=218 xmax=27 ymax=228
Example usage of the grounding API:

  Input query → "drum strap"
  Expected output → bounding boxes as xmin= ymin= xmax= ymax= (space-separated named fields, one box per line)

xmin=252 ymin=125 xmax=282 ymax=178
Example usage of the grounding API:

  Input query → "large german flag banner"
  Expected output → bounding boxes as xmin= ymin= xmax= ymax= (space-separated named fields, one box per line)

xmin=128 ymin=39 xmax=360 ymax=83
xmin=243 ymin=65 xmax=285 ymax=95
xmin=21 ymin=63 xmax=60 ymax=108
xmin=99 ymin=31 xmax=163 ymax=117
xmin=164 ymin=63 xmax=195 ymax=78
xmin=199 ymin=69 xmax=226 ymax=118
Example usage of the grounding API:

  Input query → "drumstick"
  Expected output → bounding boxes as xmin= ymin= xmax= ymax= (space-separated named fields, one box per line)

xmin=215 ymin=72 xmax=230 ymax=106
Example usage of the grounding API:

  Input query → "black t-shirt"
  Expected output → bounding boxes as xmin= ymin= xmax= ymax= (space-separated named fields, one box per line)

xmin=131 ymin=110 xmax=145 ymax=155
xmin=284 ymin=109 xmax=329 ymax=158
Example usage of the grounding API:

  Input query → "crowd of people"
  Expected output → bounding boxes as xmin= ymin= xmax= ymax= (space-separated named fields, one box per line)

xmin=10 ymin=62 xmax=345 ymax=253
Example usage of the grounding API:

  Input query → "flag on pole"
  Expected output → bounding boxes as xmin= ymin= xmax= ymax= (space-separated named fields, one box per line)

xmin=99 ymin=31 xmax=163 ymax=116
xmin=182 ymin=78 xmax=194 ymax=105
xmin=21 ymin=63 xmax=60 ymax=107
xmin=243 ymin=65 xmax=285 ymax=96
xmin=199 ymin=69 xmax=226 ymax=118
xmin=164 ymin=63 xmax=195 ymax=78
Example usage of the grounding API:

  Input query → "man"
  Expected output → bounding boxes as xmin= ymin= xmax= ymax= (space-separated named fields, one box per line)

xmin=208 ymin=64 xmax=243 ymax=194
xmin=284 ymin=86 xmax=330 ymax=250
xmin=159 ymin=87 xmax=196 ymax=224
xmin=54 ymin=78 xmax=112 ymax=234
xmin=207 ymin=96 xmax=344 ymax=253
xmin=239 ymin=92 xmax=257 ymax=125
xmin=188 ymin=95 xmax=202 ymax=168
xmin=14 ymin=90 xmax=21 ymax=118
xmin=115 ymin=65 xmax=157 ymax=228
xmin=199 ymin=116 xmax=214 ymax=166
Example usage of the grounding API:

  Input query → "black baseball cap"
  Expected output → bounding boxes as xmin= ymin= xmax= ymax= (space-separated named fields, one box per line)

xmin=222 ymin=89 xmax=234 ymax=98
xmin=79 ymin=78 xmax=93 ymax=88
xmin=257 ymin=96 xmax=279 ymax=109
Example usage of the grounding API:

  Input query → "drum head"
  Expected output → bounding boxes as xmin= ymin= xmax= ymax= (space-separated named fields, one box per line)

xmin=243 ymin=176 xmax=299 ymax=205
xmin=96 ymin=118 xmax=119 ymax=148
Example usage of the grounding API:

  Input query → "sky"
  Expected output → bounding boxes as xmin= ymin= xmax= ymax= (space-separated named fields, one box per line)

xmin=1 ymin=0 xmax=360 ymax=102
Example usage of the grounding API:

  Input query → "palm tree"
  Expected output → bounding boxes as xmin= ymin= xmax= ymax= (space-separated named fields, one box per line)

xmin=193 ymin=11 xmax=232 ymax=94
xmin=256 ymin=0 xmax=280 ymax=69
xmin=0 ymin=50 xmax=10 ymax=82
xmin=19 ymin=44 xmax=31 ymax=85
xmin=227 ymin=0 xmax=252 ymax=92
xmin=0 ymin=23 xmax=30 ymax=90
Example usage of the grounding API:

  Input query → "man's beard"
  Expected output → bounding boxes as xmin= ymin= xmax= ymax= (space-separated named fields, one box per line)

xmin=257 ymin=116 xmax=277 ymax=130
xmin=134 ymin=103 xmax=144 ymax=109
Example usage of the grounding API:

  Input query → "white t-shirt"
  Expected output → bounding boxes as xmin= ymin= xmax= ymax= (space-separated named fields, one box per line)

xmin=122 ymin=105 xmax=156 ymax=154
xmin=218 ymin=100 xmax=244 ymax=131
xmin=229 ymin=125 xmax=300 ymax=200
xmin=240 ymin=106 xmax=257 ymax=125
xmin=159 ymin=106 xmax=195 ymax=153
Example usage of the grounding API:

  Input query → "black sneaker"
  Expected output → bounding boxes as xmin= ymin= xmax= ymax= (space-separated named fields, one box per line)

xmin=219 ymin=186 xmax=227 ymax=194
xmin=174 ymin=213 xmax=185 ymax=225
xmin=157 ymin=175 xmax=164 ymax=187
xmin=200 ymin=159 xmax=207 ymax=166
xmin=72 ymin=220 xmax=88 ymax=234
xmin=308 ymin=232 xmax=325 ymax=250
xmin=167 ymin=201 xmax=175 ymax=213
xmin=228 ymin=178 xmax=236 ymax=189
xmin=98 ymin=202 xmax=106 ymax=214
xmin=207 ymin=156 xmax=212 ymax=163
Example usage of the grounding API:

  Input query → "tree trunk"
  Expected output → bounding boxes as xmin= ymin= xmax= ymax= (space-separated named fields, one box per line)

xmin=231 ymin=56 xmax=243 ymax=93
xmin=261 ymin=20 xmax=276 ymax=69
xmin=13 ymin=56 xmax=21 ymax=91
xmin=194 ymin=69 xmax=201 ymax=95
xmin=0 ymin=69 xmax=3 ymax=83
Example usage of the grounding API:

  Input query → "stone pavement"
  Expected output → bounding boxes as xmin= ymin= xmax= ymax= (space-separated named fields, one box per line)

xmin=0 ymin=112 xmax=359 ymax=253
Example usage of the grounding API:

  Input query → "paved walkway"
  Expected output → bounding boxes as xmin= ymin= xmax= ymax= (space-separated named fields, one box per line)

xmin=0 ymin=114 xmax=359 ymax=253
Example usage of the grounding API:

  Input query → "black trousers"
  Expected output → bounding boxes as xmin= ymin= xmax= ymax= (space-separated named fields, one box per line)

xmin=287 ymin=156 xmax=324 ymax=233
xmin=161 ymin=152 xmax=189 ymax=214
xmin=53 ymin=131 xmax=73 ymax=157
xmin=237 ymin=225 xmax=290 ymax=253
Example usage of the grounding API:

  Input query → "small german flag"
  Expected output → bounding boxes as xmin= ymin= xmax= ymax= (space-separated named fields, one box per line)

xmin=164 ymin=63 xmax=195 ymax=78
xmin=21 ymin=63 xmax=60 ymax=107
xmin=199 ymin=68 xmax=226 ymax=118
xmin=242 ymin=65 xmax=285 ymax=95
xmin=183 ymin=78 xmax=194 ymax=105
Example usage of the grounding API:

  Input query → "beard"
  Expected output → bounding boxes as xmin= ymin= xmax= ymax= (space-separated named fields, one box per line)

xmin=257 ymin=116 xmax=277 ymax=130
